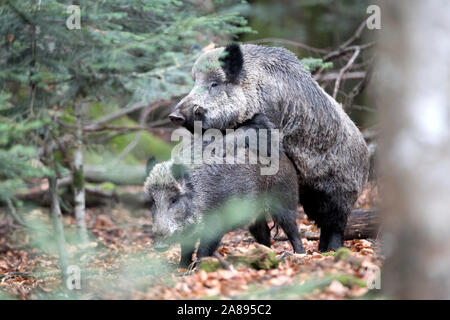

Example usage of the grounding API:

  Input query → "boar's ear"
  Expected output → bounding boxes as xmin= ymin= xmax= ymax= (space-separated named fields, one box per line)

xmin=146 ymin=156 xmax=157 ymax=176
xmin=219 ymin=43 xmax=243 ymax=84
xmin=171 ymin=163 xmax=190 ymax=181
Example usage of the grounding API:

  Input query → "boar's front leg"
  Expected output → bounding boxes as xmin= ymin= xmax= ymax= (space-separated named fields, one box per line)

xmin=196 ymin=232 xmax=224 ymax=261
xmin=179 ymin=236 xmax=197 ymax=268
xmin=249 ymin=218 xmax=271 ymax=248
xmin=273 ymin=210 xmax=305 ymax=254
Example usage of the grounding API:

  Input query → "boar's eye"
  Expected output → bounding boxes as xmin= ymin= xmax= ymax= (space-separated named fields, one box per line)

xmin=148 ymin=196 xmax=155 ymax=207
xmin=169 ymin=195 xmax=179 ymax=205
xmin=209 ymin=82 xmax=219 ymax=91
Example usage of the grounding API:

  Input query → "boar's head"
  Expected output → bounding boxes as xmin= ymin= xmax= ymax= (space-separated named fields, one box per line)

xmin=169 ymin=44 xmax=253 ymax=132
xmin=144 ymin=161 xmax=195 ymax=251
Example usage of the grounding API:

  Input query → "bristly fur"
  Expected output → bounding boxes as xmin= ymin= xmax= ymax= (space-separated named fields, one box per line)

xmin=144 ymin=160 xmax=178 ymax=193
xmin=144 ymin=117 xmax=305 ymax=267
xmin=171 ymin=44 xmax=370 ymax=252
xmin=219 ymin=43 xmax=244 ymax=83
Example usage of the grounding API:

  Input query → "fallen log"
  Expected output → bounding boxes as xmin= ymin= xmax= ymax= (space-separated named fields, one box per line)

xmin=302 ymin=209 xmax=379 ymax=240
xmin=9 ymin=175 xmax=379 ymax=240
xmin=84 ymin=164 xmax=146 ymax=186
xmin=344 ymin=209 xmax=380 ymax=239
xmin=12 ymin=177 xmax=149 ymax=208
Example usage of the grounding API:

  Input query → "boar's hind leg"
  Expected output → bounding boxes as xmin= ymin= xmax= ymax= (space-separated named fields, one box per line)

xmin=300 ymin=187 xmax=350 ymax=252
xmin=249 ymin=218 xmax=271 ymax=247
xmin=318 ymin=225 xmax=332 ymax=252
xmin=273 ymin=210 xmax=305 ymax=254
xmin=318 ymin=222 xmax=346 ymax=252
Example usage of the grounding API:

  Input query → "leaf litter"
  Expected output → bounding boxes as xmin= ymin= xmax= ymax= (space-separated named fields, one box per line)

xmin=0 ymin=185 xmax=382 ymax=299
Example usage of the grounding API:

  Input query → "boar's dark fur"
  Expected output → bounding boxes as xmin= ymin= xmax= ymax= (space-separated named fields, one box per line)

xmin=171 ymin=44 xmax=370 ymax=252
xmin=144 ymin=117 xmax=304 ymax=267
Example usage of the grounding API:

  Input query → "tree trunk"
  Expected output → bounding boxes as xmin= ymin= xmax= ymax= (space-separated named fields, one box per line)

xmin=73 ymin=104 xmax=88 ymax=243
xmin=49 ymin=176 xmax=69 ymax=284
xmin=377 ymin=0 xmax=450 ymax=299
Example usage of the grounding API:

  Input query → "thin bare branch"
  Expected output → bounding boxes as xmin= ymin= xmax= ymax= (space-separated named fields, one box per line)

xmin=213 ymin=252 xmax=233 ymax=271
xmin=332 ymin=46 xmax=361 ymax=99
xmin=83 ymin=125 xmax=148 ymax=132
xmin=324 ymin=41 xmax=373 ymax=62
xmin=84 ymin=99 xmax=173 ymax=131
xmin=315 ymin=71 xmax=366 ymax=82
xmin=339 ymin=20 xmax=367 ymax=49
xmin=115 ymin=101 xmax=155 ymax=162
xmin=6 ymin=199 xmax=28 ymax=228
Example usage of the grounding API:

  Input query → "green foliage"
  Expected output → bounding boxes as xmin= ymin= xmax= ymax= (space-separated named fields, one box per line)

xmin=0 ymin=117 xmax=52 ymax=202
xmin=321 ymin=251 xmax=337 ymax=256
xmin=333 ymin=274 xmax=367 ymax=288
xmin=300 ymin=57 xmax=332 ymax=72
xmin=0 ymin=0 xmax=252 ymax=115
xmin=334 ymin=247 xmax=352 ymax=262
xmin=199 ymin=258 xmax=222 ymax=272
xmin=227 ymin=245 xmax=280 ymax=270
xmin=84 ymin=110 xmax=173 ymax=165
xmin=241 ymin=0 xmax=370 ymax=52
xmin=0 ymin=0 xmax=251 ymax=202
xmin=199 ymin=245 xmax=279 ymax=272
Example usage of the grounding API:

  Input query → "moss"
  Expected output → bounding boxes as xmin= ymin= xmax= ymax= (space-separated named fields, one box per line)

xmin=88 ymin=101 xmax=113 ymax=119
xmin=226 ymin=255 xmax=252 ymax=268
xmin=334 ymin=247 xmax=351 ymax=262
xmin=84 ymin=101 xmax=173 ymax=166
xmin=199 ymin=258 xmax=222 ymax=272
xmin=85 ymin=118 xmax=173 ymax=166
xmin=249 ymin=246 xmax=280 ymax=270
xmin=333 ymin=274 xmax=367 ymax=288
xmin=322 ymin=252 xmax=337 ymax=257
xmin=72 ymin=167 xmax=84 ymax=190
xmin=97 ymin=182 xmax=115 ymax=191
xmin=61 ymin=106 xmax=75 ymax=124
xmin=53 ymin=150 xmax=63 ymax=164
xmin=227 ymin=245 xmax=280 ymax=270
xmin=110 ymin=130 xmax=173 ymax=163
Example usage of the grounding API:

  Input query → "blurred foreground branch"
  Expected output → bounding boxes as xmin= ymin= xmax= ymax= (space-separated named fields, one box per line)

xmin=274 ymin=209 xmax=380 ymax=241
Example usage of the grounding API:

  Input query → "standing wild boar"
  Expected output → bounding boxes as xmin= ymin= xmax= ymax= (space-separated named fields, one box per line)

xmin=169 ymin=44 xmax=369 ymax=252
xmin=144 ymin=125 xmax=304 ymax=267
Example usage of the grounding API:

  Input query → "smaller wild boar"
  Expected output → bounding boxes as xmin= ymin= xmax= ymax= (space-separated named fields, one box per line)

xmin=144 ymin=130 xmax=304 ymax=267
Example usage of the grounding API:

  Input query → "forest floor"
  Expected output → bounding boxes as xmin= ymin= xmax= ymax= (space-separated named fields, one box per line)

xmin=0 ymin=184 xmax=381 ymax=300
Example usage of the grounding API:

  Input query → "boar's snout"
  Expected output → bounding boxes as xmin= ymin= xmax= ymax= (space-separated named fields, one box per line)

xmin=170 ymin=98 xmax=204 ymax=133
xmin=152 ymin=223 xmax=173 ymax=251
xmin=153 ymin=240 xmax=170 ymax=252
xmin=169 ymin=110 xmax=185 ymax=126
